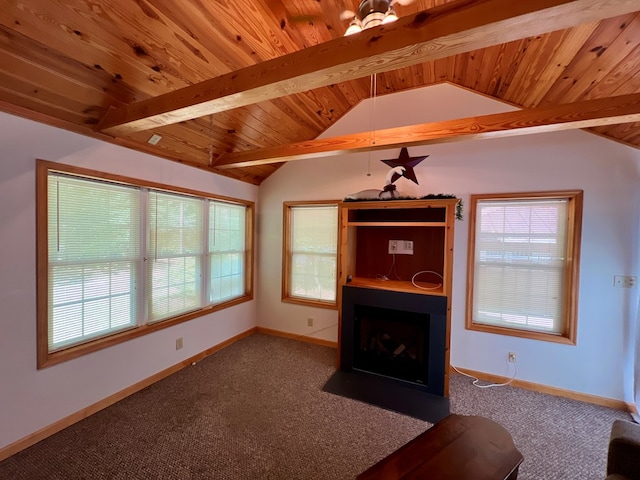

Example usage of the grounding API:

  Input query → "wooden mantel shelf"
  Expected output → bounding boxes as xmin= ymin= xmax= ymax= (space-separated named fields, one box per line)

xmin=346 ymin=277 xmax=445 ymax=296
xmin=346 ymin=221 xmax=446 ymax=227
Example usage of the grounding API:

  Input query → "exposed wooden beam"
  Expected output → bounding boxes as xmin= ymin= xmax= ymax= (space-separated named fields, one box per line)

xmin=212 ymin=93 xmax=640 ymax=169
xmin=98 ymin=0 xmax=640 ymax=136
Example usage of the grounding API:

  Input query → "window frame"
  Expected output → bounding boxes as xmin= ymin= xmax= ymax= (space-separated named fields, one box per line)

xmin=282 ymin=200 xmax=339 ymax=310
xmin=465 ymin=190 xmax=583 ymax=345
xmin=36 ymin=160 xmax=254 ymax=368
xmin=208 ymin=200 xmax=249 ymax=304
xmin=147 ymin=190 xmax=205 ymax=323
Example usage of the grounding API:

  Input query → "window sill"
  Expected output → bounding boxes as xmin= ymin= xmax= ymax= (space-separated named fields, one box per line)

xmin=281 ymin=296 xmax=338 ymax=310
xmin=466 ymin=323 xmax=576 ymax=345
xmin=37 ymin=293 xmax=254 ymax=369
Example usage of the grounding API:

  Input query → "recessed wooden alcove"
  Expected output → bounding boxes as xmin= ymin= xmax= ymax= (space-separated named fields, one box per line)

xmin=323 ymin=198 xmax=457 ymax=421
xmin=340 ymin=199 xmax=455 ymax=299
xmin=336 ymin=198 xmax=457 ymax=396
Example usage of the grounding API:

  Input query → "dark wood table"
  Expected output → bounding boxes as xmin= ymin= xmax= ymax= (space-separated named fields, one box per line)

xmin=357 ymin=414 xmax=523 ymax=480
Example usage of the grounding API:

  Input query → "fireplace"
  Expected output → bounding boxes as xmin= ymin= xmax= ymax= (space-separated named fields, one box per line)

xmin=353 ymin=304 xmax=430 ymax=386
xmin=340 ymin=285 xmax=447 ymax=395
xmin=323 ymin=285 xmax=450 ymax=422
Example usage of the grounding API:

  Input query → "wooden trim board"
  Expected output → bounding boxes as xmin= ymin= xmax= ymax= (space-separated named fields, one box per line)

xmin=215 ymin=93 xmax=640 ymax=168
xmin=256 ymin=326 xmax=338 ymax=349
xmin=452 ymin=365 xmax=637 ymax=414
xmin=0 ymin=328 xmax=256 ymax=462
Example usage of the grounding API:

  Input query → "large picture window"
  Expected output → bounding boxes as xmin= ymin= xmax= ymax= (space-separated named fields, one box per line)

xmin=283 ymin=202 xmax=339 ymax=308
xmin=37 ymin=161 xmax=254 ymax=367
xmin=466 ymin=191 xmax=582 ymax=344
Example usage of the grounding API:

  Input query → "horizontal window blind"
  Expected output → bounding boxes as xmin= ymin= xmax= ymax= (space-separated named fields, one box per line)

xmin=48 ymin=174 xmax=140 ymax=351
xmin=40 ymin=163 xmax=254 ymax=362
xmin=209 ymin=201 xmax=246 ymax=303
xmin=148 ymin=191 xmax=203 ymax=321
xmin=472 ymin=198 xmax=568 ymax=334
xmin=290 ymin=205 xmax=338 ymax=302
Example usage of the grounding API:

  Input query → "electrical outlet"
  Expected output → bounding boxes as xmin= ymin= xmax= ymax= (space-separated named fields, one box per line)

xmin=508 ymin=352 xmax=516 ymax=363
xmin=614 ymin=275 xmax=637 ymax=288
xmin=307 ymin=317 xmax=314 ymax=327
xmin=176 ymin=337 xmax=183 ymax=350
xmin=389 ymin=239 xmax=413 ymax=255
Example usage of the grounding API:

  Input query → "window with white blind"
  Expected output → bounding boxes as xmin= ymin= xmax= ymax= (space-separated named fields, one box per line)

xmin=47 ymin=174 xmax=141 ymax=351
xmin=466 ymin=191 xmax=582 ymax=344
xmin=283 ymin=202 xmax=339 ymax=308
xmin=148 ymin=192 xmax=204 ymax=321
xmin=37 ymin=161 xmax=253 ymax=368
xmin=209 ymin=201 xmax=247 ymax=303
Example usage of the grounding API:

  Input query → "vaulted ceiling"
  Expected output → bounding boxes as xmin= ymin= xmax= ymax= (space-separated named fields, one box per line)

xmin=1 ymin=0 xmax=639 ymax=185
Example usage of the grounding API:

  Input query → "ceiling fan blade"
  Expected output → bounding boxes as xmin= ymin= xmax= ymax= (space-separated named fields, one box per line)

xmin=392 ymin=0 xmax=415 ymax=5
xmin=340 ymin=9 xmax=356 ymax=21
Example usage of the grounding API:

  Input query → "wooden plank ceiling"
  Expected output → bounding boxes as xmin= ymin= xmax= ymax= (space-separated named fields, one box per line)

xmin=1 ymin=0 xmax=639 ymax=185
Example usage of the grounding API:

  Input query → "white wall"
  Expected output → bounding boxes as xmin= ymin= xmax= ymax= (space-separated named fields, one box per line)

xmin=2 ymin=83 xmax=638 ymax=452
xmin=257 ymin=83 xmax=640 ymax=403
xmin=0 ymin=112 xmax=258 ymax=450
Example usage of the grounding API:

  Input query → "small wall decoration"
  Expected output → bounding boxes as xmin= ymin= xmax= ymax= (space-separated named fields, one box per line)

xmin=344 ymin=148 xmax=463 ymax=220
xmin=345 ymin=147 xmax=428 ymax=200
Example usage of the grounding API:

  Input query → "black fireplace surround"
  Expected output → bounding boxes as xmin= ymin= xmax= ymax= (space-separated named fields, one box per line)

xmin=340 ymin=285 xmax=447 ymax=396
xmin=322 ymin=285 xmax=450 ymax=422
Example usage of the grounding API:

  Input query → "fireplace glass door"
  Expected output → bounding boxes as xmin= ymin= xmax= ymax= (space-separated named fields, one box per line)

xmin=353 ymin=304 xmax=429 ymax=386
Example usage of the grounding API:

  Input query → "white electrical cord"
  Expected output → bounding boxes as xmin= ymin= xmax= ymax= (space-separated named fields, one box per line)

xmin=388 ymin=253 xmax=401 ymax=280
xmin=295 ymin=322 xmax=339 ymax=342
xmin=376 ymin=254 xmax=401 ymax=281
xmin=452 ymin=363 xmax=518 ymax=388
xmin=411 ymin=270 xmax=443 ymax=290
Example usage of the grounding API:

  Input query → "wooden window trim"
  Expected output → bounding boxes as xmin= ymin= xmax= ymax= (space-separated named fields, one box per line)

xmin=36 ymin=159 xmax=255 ymax=368
xmin=465 ymin=190 xmax=583 ymax=345
xmin=282 ymin=200 xmax=339 ymax=310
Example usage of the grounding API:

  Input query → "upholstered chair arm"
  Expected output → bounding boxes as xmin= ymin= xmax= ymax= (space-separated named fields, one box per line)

xmin=607 ymin=419 xmax=640 ymax=480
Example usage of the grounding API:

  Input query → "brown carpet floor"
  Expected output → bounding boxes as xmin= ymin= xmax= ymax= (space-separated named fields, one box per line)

xmin=0 ymin=333 xmax=632 ymax=479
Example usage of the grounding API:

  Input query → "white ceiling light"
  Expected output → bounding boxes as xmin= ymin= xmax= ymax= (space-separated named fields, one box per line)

xmin=147 ymin=133 xmax=162 ymax=145
xmin=342 ymin=0 xmax=405 ymax=36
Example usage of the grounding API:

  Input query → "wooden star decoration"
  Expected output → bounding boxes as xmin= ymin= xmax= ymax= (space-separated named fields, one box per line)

xmin=381 ymin=147 xmax=429 ymax=185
